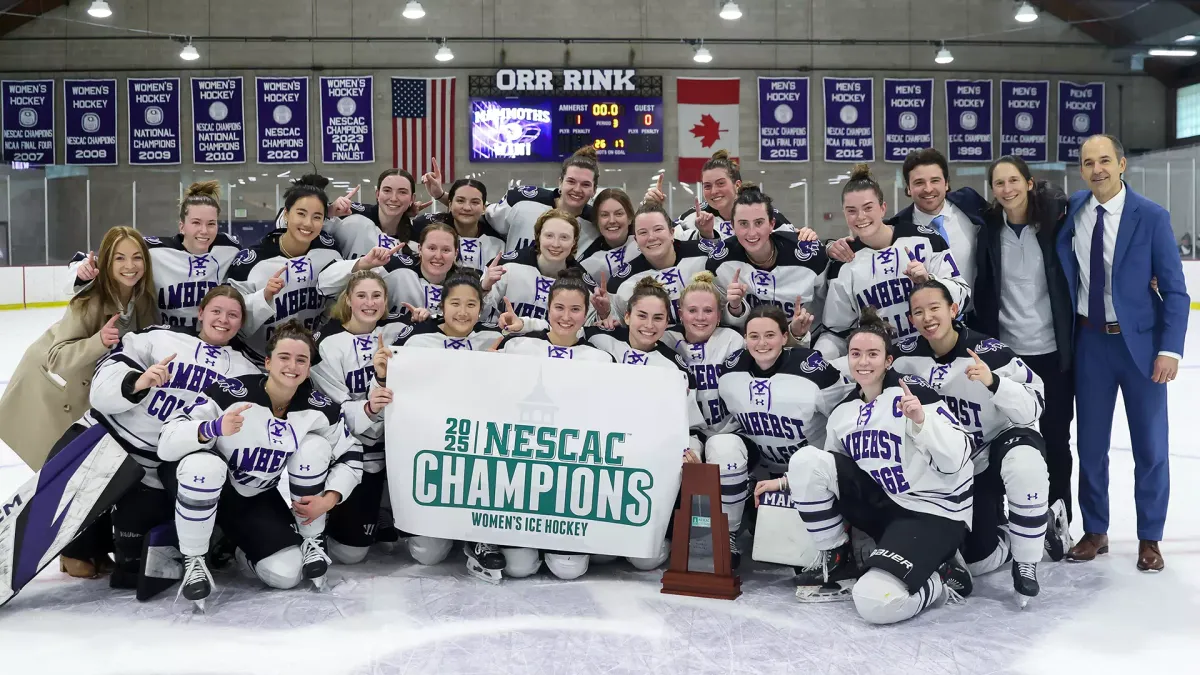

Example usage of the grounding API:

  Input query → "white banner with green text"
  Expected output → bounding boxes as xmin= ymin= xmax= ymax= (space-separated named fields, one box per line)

xmin=385 ymin=348 xmax=690 ymax=558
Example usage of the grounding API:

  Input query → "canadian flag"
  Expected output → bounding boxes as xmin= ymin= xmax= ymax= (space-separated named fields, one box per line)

xmin=677 ymin=77 xmax=740 ymax=183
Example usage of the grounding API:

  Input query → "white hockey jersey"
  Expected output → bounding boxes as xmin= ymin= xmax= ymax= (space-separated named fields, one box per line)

xmin=391 ymin=317 xmax=508 ymax=352
xmin=86 ymin=325 xmax=260 ymax=489
xmin=309 ymin=315 xmax=413 ymax=474
xmin=584 ymin=325 xmax=705 ymax=429
xmin=818 ymin=221 xmax=972 ymax=360
xmin=891 ymin=328 xmax=1045 ymax=474
xmin=374 ymin=248 xmax=447 ymax=319
xmin=663 ymin=327 xmax=744 ymax=434
xmin=321 ymin=212 xmax=406 ymax=260
xmin=482 ymin=245 xmax=595 ymax=321
xmin=159 ymin=374 xmax=363 ymax=499
xmin=486 ymin=186 xmax=598 ymax=253
xmin=706 ymin=232 xmax=829 ymax=328
xmin=673 ymin=201 xmax=794 ymax=242
xmin=497 ymin=330 xmax=615 ymax=363
xmin=603 ymin=240 xmax=712 ymax=325
xmin=717 ymin=348 xmax=854 ymax=474
xmin=579 ymin=236 xmax=641 ymax=281
xmin=411 ymin=212 xmax=505 ymax=273
xmin=224 ymin=230 xmax=357 ymax=362
xmin=824 ymin=370 xmax=974 ymax=526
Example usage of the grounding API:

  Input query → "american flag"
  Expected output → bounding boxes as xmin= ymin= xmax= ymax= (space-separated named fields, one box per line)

xmin=392 ymin=76 xmax=455 ymax=180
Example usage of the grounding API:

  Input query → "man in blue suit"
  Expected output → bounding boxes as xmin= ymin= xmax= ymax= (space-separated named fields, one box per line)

xmin=1058 ymin=134 xmax=1189 ymax=571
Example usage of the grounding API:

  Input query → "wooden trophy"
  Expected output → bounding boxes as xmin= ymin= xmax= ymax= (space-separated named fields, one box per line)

xmin=661 ymin=462 xmax=742 ymax=600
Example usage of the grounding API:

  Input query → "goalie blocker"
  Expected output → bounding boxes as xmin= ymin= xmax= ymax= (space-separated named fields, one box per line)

xmin=0 ymin=424 xmax=143 ymax=607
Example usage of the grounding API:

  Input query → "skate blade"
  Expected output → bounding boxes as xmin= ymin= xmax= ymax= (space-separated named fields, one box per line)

xmin=1016 ymin=592 xmax=1032 ymax=609
xmin=466 ymin=561 xmax=503 ymax=584
xmin=795 ymin=579 xmax=855 ymax=603
xmin=311 ymin=576 xmax=328 ymax=592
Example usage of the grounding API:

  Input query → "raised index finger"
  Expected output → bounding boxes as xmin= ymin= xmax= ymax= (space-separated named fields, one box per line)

xmin=273 ymin=266 xmax=287 ymax=278
xmin=504 ymin=296 xmax=515 ymax=314
xmin=158 ymin=353 xmax=177 ymax=366
xmin=656 ymin=173 xmax=663 ymax=192
xmin=233 ymin=403 xmax=254 ymax=415
xmin=967 ymin=349 xmax=983 ymax=364
xmin=347 ymin=185 xmax=360 ymax=199
xmin=731 ymin=268 xmax=741 ymax=284
xmin=105 ymin=314 xmax=120 ymax=327
xmin=431 ymin=156 xmax=441 ymax=176
xmin=899 ymin=379 xmax=912 ymax=396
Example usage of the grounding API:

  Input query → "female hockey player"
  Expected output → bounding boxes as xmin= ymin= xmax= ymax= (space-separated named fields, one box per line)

xmin=226 ymin=174 xmax=397 ymax=362
xmin=816 ymin=164 xmax=971 ymax=361
xmin=641 ymin=150 xmax=793 ymax=243
xmin=706 ymin=187 xmax=829 ymax=330
xmin=376 ymin=221 xmax=458 ymax=319
xmin=497 ymin=269 xmax=615 ymax=580
xmin=704 ymin=305 xmax=856 ymax=569
xmin=753 ymin=308 xmax=974 ymax=620
xmin=423 ymin=147 xmax=601 ymax=253
xmin=892 ymin=280 xmax=1069 ymax=607
xmin=410 ymin=178 xmax=505 ymax=272
xmin=89 ymin=286 xmax=261 ymax=590
xmin=309 ymin=271 xmax=414 ymax=568
xmin=579 ymin=188 xmax=639 ymax=279
xmin=660 ymin=272 xmax=753 ymax=566
xmin=481 ymin=209 xmax=591 ymax=321
xmin=72 ymin=181 xmax=241 ymax=328
xmin=591 ymin=205 xmax=712 ymax=326
xmin=372 ymin=271 xmax=532 ymax=582
xmin=322 ymin=169 xmax=429 ymax=259
xmin=158 ymin=321 xmax=363 ymax=610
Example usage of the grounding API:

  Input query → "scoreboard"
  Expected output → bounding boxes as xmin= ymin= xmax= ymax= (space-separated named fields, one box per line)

xmin=470 ymin=96 xmax=664 ymax=163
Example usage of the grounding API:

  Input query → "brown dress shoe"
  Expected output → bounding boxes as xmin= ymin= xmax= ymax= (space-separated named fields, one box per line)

xmin=1137 ymin=541 xmax=1164 ymax=572
xmin=59 ymin=555 xmax=98 ymax=578
xmin=1065 ymin=533 xmax=1109 ymax=562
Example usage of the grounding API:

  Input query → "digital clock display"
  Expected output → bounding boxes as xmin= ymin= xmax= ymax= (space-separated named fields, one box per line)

xmin=470 ymin=97 xmax=664 ymax=163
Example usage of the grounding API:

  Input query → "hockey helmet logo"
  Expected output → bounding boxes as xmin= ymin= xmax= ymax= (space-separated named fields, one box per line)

xmin=973 ymin=338 xmax=1006 ymax=354
xmin=897 ymin=335 xmax=919 ymax=353
xmin=795 ymin=240 xmax=821 ymax=262
xmin=520 ymin=185 xmax=540 ymax=199
xmin=749 ymin=378 xmax=772 ymax=409
xmin=799 ymin=351 xmax=828 ymax=373
xmin=234 ymin=249 xmax=257 ymax=266
xmin=501 ymin=250 xmax=519 ymax=261
xmin=217 ymin=377 xmax=248 ymax=398
xmin=621 ymin=350 xmax=648 ymax=365
xmin=308 ymin=390 xmax=332 ymax=408
xmin=145 ymin=236 xmax=162 ymax=245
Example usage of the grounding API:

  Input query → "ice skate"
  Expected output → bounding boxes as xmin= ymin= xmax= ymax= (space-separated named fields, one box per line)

xmin=794 ymin=542 xmax=858 ymax=602
xmin=464 ymin=542 xmax=505 ymax=584
xmin=1044 ymin=499 xmax=1071 ymax=562
xmin=1012 ymin=561 xmax=1039 ymax=608
xmin=176 ymin=554 xmax=215 ymax=612
xmin=935 ymin=552 xmax=973 ymax=605
xmin=300 ymin=536 xmax=331 ymax=591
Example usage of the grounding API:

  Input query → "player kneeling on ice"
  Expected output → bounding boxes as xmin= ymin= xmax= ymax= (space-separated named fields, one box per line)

xmin=754 ymin=308 xmax=974 ymax=621
xmin=157 ymin=321 xmax=363 ymax=609
xmin=892 ymin=281 xmax=1067 ymax=607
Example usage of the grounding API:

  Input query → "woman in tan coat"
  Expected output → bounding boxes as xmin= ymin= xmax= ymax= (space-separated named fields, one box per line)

xmin=0 ymin=225 xmax=157 ymax=575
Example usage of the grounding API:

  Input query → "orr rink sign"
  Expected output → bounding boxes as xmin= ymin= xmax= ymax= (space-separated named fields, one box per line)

xmin=385 ymin=348 xmax=689 ymax=558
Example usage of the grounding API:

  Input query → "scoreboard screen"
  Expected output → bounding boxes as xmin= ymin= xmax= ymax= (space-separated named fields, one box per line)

xmin=470 ymin=97 xmax=664 ymax=163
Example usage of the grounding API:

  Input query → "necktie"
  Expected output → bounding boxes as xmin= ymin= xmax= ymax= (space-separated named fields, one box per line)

xmin=1088 ymin=205 xmax=1107 ymax=325
xmin=931 ymin=214 xmax=950 ymax=244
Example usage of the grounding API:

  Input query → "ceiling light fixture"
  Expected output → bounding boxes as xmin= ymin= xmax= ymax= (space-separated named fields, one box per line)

xmin=435 ymin=39 xmax=454 ymax=62
xmin=402 ymin=1 xmax=425 ymax=20
xmin=1014 ymin=2 xmax=1038 ymax=23
xmin=693 ymin=42 xmax=713 ymax=64
xmin=87 ymin=1 xmax=112 ymax=18
xmin=719 ymin=2 xmax=742 ymax=20
xmin=1149 ymin=48 xmax=1198 ymax=57
xmin=179 ymin=39 xmax=200 ymax=61
xmin=934 ymin=42 xmax=954 ymax=64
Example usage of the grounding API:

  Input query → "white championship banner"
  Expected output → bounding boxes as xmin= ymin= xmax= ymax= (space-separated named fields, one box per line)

xmin=385 ymin=348 xmax=689 ymax=558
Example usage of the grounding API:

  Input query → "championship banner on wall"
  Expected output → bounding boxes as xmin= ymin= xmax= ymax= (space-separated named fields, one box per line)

xmin=256 ymin=76 xmax=309 ymax=165
xmin=127 ymin=77 xmax=181 ymax=165
xmin=320 ymin=75 xmax=374 ymax=163
xmin=64 ymin=79 xmax=117 ymax=166
xmin=1 ymin=79 xmax=55 ymax=165
xmin=946 ymin=79 xmax=992 ymax=162
xmin=883 ymin=78 xmax=933 ymax=162
xmin=822 ymin=77 xmax=874 ymax=162
xmin=191 ymin=76 xmax=245 ymax=165
xmin=677 ymin=77 xmax=739 ymax=182
xmin=1000 ymin=80 xmax=1049 ymax=162
xmin=757 ymin=76 xmax=808 ymax=162
xmin=1058 ymin=81 xmax=1104 ymax=163
xmin=385 ymin=348 xmax=688 ymax=558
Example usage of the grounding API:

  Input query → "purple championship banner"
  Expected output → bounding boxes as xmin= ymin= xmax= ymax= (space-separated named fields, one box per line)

xmin=823 ymin=77 xmax=874 ymax=162
xmin=320 ymin=75 xmax=374 ymax=163
xmin=127 ymin=77 xmax=181 ymax=165
xmin=1 ymin=79 xmax=55 ymax=165
xmin=757 ymin=77 xmax=809 ymax=162
xmin=64 ymin=79 xmax=118 ymax=166
xmin=1057 ymin=81 xmax=1104 ymax=163
xmin=946 ymin=79 xmax=992 ymax=162
xmin=191 ymin=76 xmax=245 ymax=164
xmin=256 ymin=76 xmax=309 ymax=165
xmin=883 ymin=78 xmax=933 ymax=162
xmin=1000 ymin=80 xmax=1049 ymax=162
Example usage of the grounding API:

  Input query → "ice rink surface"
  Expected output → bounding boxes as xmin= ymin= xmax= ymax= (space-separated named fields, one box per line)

xmin=0 ymin=307 xmax=1197 ymax=675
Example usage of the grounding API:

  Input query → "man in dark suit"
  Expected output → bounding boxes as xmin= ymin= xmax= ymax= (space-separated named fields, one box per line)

xmin=1057 ymin=134 xmax=1189 ymax=571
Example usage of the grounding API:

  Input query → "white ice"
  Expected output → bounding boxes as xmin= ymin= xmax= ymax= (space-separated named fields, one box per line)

xmin=0 ymin=306 xmax=1197 ymax=675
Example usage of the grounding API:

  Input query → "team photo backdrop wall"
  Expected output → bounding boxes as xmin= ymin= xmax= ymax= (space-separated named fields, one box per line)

xmin=385 ymin=348 xmax=689 ymax=559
